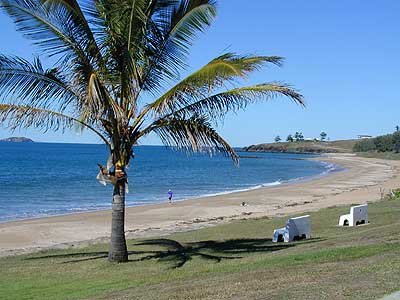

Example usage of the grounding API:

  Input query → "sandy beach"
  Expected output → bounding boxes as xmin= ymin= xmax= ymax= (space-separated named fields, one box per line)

xmin=1 ymin=153 xmax=399 ymax=257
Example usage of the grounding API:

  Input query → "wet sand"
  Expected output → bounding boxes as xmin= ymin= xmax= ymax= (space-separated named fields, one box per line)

xmin=1 ymin=153 xmax=399 ymax=257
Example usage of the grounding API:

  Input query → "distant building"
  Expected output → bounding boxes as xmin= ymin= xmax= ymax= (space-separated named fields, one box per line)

xmin=357 ymin=135 xmax=373 ymax=139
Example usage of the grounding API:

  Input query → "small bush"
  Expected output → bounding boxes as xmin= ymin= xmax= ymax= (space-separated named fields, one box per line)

xmin=385 ymin=188 xmax=400 ymax=200
xmin=353 ymin=139 xmax=376 ymax=152
xmin=374 ymin=134 xmax=394 ymax=152
xmin=393 ymin=132 xmax=400 ymax=153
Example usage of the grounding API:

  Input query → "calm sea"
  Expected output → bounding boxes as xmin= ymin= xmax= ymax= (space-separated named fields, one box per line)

xmin=0 ymin=143 xmax=338 ymax=222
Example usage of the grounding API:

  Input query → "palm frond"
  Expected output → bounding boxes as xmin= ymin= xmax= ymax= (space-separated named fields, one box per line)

xmin=0 ymin=0 xmax=87 ymax=59
xmin=0 ymin=103 xmax=110 ymax=144
xmin=40 ymin=0 xmax=104 ymax=65
xmin=139 ymin=114 xmax=238 ymax=163
xmin=93 ymin=0 xmax=150 ymax=112
xmin=138 ymin=0 xmax=217 ymax=93
xmin=91 ymin=0 xmax=217 ymax=119
xmin=145 ymin=54 xmax=284 ymax=116
xmin=0 ymin=0 xmax=117 ymax=122
xmin=167 ymin=83 xmax=305 ymax=120
xmin=169 ymin=0 xmax=217 ymax=47
xmin=0 ymin=55 xmax=78 ymax=111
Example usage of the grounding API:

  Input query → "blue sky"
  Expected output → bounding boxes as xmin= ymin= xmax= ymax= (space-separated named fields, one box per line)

xmin=1 ymin=0 xmax=399 ymax=146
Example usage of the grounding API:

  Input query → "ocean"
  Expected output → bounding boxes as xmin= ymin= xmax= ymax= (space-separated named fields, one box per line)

xmin=0 ymin=143 xmax=338 ymax=222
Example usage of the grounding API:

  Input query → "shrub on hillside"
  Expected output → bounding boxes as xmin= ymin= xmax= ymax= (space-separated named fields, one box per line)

xmin=393 ymin=132 xmax=400 ymax=153
xmin=354 ymin=131 xmax=400 ymax=153
xmin=353 ymin=139 xmax=376 ymax=152
xmin=374 ymin=134 xmax=394 ymax=152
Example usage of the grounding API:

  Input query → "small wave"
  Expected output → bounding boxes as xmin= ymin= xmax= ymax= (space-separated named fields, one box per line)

xmin=262 ymin=180 xmax=282 ymax=187
xmin=161 ymin=180 xmax=283 ymax=201
xmin=319 ymin=161 xmax=344 ymax=174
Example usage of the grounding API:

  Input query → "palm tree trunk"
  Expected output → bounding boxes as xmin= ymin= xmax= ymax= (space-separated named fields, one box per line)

xmin=108 ymin=181 xmax=128 ymax=262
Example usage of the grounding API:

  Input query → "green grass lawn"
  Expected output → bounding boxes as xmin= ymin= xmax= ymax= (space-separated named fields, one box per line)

xmin=1 ymin=199 xmax=400 ymax=300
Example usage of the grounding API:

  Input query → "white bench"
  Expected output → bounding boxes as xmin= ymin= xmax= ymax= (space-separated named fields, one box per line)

xmin=272 ymin=215 xmax=311 ymax=243
xmin=338 ymin=204 xmax=368 ymax=227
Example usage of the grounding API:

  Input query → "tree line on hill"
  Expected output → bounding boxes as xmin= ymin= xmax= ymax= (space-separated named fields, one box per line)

xmin=274 ymin=131 xmax=327 ymax=143
xmin=353 ymin=129 xmax=400 ymax=153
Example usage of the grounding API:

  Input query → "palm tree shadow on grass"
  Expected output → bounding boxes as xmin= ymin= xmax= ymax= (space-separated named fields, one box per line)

xmin=26 ymin=237 xmax=322 ymax=268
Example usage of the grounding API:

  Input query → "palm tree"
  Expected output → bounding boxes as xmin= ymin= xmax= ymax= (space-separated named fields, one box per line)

xmin=0 ymin=0 xmax=304 ymax=262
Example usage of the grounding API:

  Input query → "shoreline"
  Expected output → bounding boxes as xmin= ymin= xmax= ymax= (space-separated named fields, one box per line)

xmin=0 ymin=153 xmax=399 ymax=257
xmin=0 ymin=154 xmax=336 ymax=224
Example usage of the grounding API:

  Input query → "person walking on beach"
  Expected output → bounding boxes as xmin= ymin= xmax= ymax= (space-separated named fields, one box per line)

xmin=168 ymin=189 xmax=173 ymax=204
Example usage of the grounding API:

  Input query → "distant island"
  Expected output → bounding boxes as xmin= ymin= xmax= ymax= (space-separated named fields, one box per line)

xmin=0 ymin=137 xmax=34 ymax=143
